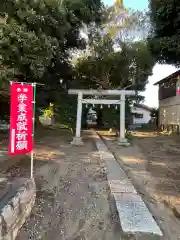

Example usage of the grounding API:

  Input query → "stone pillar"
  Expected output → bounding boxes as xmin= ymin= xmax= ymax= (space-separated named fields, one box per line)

xmin=71 ymin=92 xmax=84 ymax=145
xmin=118 ymin=94 xmax=130 ymax=146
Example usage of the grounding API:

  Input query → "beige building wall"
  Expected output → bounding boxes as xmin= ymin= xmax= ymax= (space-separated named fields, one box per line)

xmin=159 ymin=79 xmax=180 ymax=126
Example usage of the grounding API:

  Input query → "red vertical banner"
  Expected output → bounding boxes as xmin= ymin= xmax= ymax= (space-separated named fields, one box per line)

xmin=8 ymin=83 xmax=34 ymax=155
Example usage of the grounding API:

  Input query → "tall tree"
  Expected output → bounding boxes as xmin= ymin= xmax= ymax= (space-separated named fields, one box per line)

xmin=73 ymin=1 xmax=155 ymax=128
xmin=75 ymin=19 xmax=154 ymax=92
xmin=0 ymin=0 xmax=102 ymax=82
xmin=74 ymin=33 xmax=154 ymax=128
xmin=0 ymin=0 xmax=103 ymax=127
xmin=104 ymin=0 xmax=149 ymax=42
xmin=148 ymin=0 xmax=180 ymax=66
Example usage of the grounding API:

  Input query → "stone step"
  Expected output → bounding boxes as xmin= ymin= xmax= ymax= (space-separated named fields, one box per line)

xmin=115 ymin=193 xmax=162 ymax=235
xmin=109 ymin=179 xmax=137 ymax=194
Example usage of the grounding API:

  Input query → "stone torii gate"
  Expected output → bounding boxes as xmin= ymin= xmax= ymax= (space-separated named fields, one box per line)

xmin=68 ymin=89 xmax=136 ymax=145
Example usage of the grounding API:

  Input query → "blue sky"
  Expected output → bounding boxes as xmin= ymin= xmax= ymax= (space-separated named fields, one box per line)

xmin=103 ymin=0 xmax=148 ymax=10
xmin=102 ymin=0 xmax=178 ymax=108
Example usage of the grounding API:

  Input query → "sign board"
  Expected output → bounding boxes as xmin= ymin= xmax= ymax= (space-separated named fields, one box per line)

xmin=8 ymin=83 xmax=34 ymax=155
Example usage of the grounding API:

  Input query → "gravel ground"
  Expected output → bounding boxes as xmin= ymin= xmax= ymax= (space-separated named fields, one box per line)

xmin=6 ymin=129 xmax=126 ymax=240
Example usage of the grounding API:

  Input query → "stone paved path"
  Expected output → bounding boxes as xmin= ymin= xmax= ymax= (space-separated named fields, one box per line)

xmin=94 ymin=132 xmax=162 ymax=238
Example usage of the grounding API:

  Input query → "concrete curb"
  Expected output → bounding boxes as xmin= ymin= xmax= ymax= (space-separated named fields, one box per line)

xmin=93 ymin=131 xmax=162 ymax=237
xmin=0 ymin=178 xmax=36 ymax=240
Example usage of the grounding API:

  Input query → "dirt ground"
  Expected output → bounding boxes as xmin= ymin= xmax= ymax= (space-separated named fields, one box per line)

xmin=1 ymin=128 xmax=173 ymax=239
xmin=133 ymin=131 xmax=180 ymax=215
xmin=5 ymin=128 xmax=124 ymax=240
xmin=100 ymin=130 xmax=180 ymax=240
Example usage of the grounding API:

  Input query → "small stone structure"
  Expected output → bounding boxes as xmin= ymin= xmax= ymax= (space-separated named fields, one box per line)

xmin=0 ymin=177 xmax=36 ymax=240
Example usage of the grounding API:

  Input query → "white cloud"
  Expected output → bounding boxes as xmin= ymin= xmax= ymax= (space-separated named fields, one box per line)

xmin=142 ymin=64 xmax=178 ymax=108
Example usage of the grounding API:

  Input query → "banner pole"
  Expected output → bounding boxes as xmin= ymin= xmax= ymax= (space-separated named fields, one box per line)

xmin=30 ymin=151 xmax=34 ymax=179
xmin=31 ymin=83 xmax=37 ymax=179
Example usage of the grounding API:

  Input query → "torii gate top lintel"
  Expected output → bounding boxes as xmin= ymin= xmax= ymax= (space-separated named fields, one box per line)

xmin=68 ymin=89 xmax=136 ymax=96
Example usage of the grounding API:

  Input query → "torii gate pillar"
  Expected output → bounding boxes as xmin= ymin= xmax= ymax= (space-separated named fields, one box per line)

xmin=119 ymin=93 xmax=129 ymax=145
xmin=70 ymin=92 xmax=84 ymax=145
